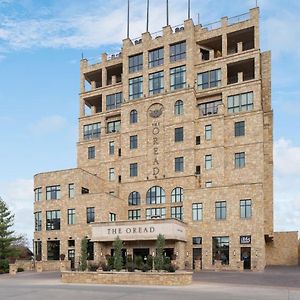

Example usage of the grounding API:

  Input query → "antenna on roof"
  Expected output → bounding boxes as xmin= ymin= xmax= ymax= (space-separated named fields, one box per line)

xmin=127 ymin=0 xmax=130 ymax=39
xmin=81 ymin=52 xmax=84 ymax=60
xmin=188 ymin=0 xmax=191 ymax=19
xmin=166 ymin=0 xmax=169 ymax=26
xmin=146 ymin=0 xmax=149 ymax=32
xmin=197 ymin=13 xmax=200 ymax=25
xmin=256 ymin=0 xmax=258 ymax=7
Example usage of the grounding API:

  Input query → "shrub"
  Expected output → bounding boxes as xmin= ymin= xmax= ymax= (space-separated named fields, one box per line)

xmin=17 ymin=267 xmax=24 ymax=272
xmin=79 ymin=237 xmax=88 ymax=271
xmin=146 ymin=255 xmax=153 ymax=269
xmin=154 ymin=234 xmax=165 ymax=271
xmin=167 ymin=264 xmax=176 ymax=273
xmin=134 ymin=256 xmax=143 ymax=270
xmin=0 ymin=259 xmax=9 ymax=273
xmin=126 ymin=262 xmax=135 ymax=272
xmin=141 ymin=263 xmax=151 ymax=272
xmin=107 ymin=256 xmax=114 ymax=270
xmin=112 ymin=236 xmax=123 ymax=271
xmin=101 ymin=263 xmax=111 ymax=272
xmin=88 ymin=263 xmax=99 ymax=272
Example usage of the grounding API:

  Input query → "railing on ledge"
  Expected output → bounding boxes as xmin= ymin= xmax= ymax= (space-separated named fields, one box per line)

xmin=151 ymin=29 xmax=163 ymax=39
xmin=202 ymin=21 xmax=221 ymax=31
xmin=85 ymin=56 xmax=102 ymax=65
xmin=107 ymin=52 xmax=122 ymax=61
xmin=228 ymin=12 xmax=250 ymax=25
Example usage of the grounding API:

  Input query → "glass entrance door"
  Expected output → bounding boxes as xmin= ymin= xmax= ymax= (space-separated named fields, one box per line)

xmin=68 ymin=249 xmax=75 ymax=270
xmin=193 ymin=248 xmax=202 ymax=269
xmin=241 ymin=247 xmax=251 ymax=270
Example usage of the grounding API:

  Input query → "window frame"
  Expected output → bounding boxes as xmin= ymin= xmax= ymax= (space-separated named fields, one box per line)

xmin=175 ymin=127 xmax=184 ymax=142
xmin=235 ymin=152 xmax=245 ymax=168
xmin=240 ymin=199 xmax=252 ymax=219
xmin=192 ymin=203 xmax=203 ymax=221
xmin=170 ymin=65 xmax=186 ymax=91
xmin=170 ymin=41 xmax=186 ymax=62
xmin=215 ymin=201 xmax=227 ymax=220
xmin=130 ymin=162 xmax=138 ymax=177
xmin=129 ymin=76 xmax=143 ymax=100
xmin=86 ymin=207 xmax=95 ymax=223
xmin=149 ymin=71 xmax=164 ymax=95
xmin=146 ymin=186 xmax=166 ymax=204
xmin=129 ymin=53 xmax=143 ymax=73
xmin=149 ymin=47 xmax=164 ymax=68
xmin=175 ymin=157 xmax=184 ymax=172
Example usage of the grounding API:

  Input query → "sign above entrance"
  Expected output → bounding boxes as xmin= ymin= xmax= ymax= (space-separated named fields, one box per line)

xmin=240 ymin=235 xmax=251 ymax=244
xmin=91 ymin=220 xmax=187 ymax=242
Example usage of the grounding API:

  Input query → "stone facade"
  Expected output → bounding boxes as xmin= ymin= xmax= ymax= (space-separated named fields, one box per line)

xmin=33 ymin=7 xmax=298 ymax=273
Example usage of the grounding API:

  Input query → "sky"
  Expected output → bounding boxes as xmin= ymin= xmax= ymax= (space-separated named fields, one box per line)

xmin=0 ymin=0 xmax=299 ymax=246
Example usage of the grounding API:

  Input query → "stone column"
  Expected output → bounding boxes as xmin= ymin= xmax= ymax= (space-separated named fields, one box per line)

xmin=9 ymin=264 xmax=17 ymax=276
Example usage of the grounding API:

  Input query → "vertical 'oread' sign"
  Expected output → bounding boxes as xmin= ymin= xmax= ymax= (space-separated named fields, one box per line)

xmin=148 ymin=103 xmax=164 ymax=178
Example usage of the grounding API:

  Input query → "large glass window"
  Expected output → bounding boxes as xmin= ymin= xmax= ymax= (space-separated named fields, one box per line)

xmin=205 ymin=154 xmax=212 ymax=170
xmin=149 ymin=48 xmax=164 ymax=68
xmin=46 ymin=210 xmax=61 ymax=230
xmin=170 ymin=41 xmax=186 ymax=62
xmin=128 ymin=191 xmax=141 ymax=205
xmin=46 ymin=185 xmax=60 ymax=200
xmin=212 ymin=236 xmax=229 ymax=265
xmin=199 ymin=100 xmax=222 ymax=116
xmin=149 ymin=71 xmax=164 ymax=95
xmin=130 ymin=110 xmax=138 ymax=124
xmin=240 ymin=199 xmax=252 ymax=219
xmin=88 ymin=146 xmax=95 ymax=159
xmin=130 ymin=135 xmax=138 ymax=149
xmin=68 ymin=209 xmax=76 ymax=225
xmin=235 ymin=152 xmax=245 ymax=168
xmin=215 ymin=201 xmax=226 ymax=220
xmin=34 ymin=187 xmax=42 ymax=202
xmin=171 ymin=187 xmax=183 ymax=203
xmin=129 ymin=76 xmax=143 ymax=100
xmin=130 ymin=163 xmax=138 ymax=177
xmin=174 ymin=100 xmax=184 ymax=115
xmin=87 ymin=241 xmax=94 ymax=260
xmin=87 ymin=207 xmax=95 ymax=223
xmin=175 ymin=157 xmax=184 ymax=172
xmin=175 ymin=127 xmax=184 ymax=142
xmin=83 ymin=123 xmax=100 ymax=140
xmin=170 ymin=65 xmax=186 ymax=91
xmin=192 ymin=203 xmax=203 ymax=221
xmin=128 ymin=209 xmax=141 ymax=220
xmin=205 ymin=125 xmax=212 ymax=140
xmin=68 ymin=183 xmax=75 ymax=198
xmin=34 ymin=211 xmax=42 ymax=231
xmin=106 ymin=92 xmax=122 ymax=111
xmin=129 ymin=53 xmax=143 ymax=73
xmin=47 ymin=240 xmax=60 ymax=261
xmin=146 ymin=186 xmax=165 ymax=204
xmin=146 ymin=207 xmax=166 ymax=219
xmin=228 ymin=92 xmax=253 ymax=113
xmin=107 ymin=120 xmax=121 ymax=133
xmin=235 ymin=121 xmax=245 ymax=137
xmin=198 ymin=69 xmax=221 ymax=90
xmin=171 ymin=206 xmax=183 ymax=220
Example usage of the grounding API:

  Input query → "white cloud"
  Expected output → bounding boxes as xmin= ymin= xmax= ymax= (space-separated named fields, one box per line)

xmin=29 ymin=115 xmax=67 ymax=135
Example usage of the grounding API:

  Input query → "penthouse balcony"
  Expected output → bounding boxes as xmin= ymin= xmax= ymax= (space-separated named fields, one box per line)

xmin=227 ymin=58 xmax=255 ymax=85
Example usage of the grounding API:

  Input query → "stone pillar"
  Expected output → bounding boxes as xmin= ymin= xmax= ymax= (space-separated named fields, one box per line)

xmin=9 ymin=264 xmax=17 ymax=276
xmin=111 ymin=75 xmax=117 ymax=85
xmin=237 ymin=42 xmax=243 ymax=53
xmin=238 ymin=71 xmax=243 ymax=83
xmin=36 ymin=261 xmax=43 ymax=273
xmin=175 ymin=241 xmax=186 ymax=270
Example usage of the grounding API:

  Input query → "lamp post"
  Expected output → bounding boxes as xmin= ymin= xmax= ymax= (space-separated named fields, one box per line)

xmin=152 ymin=251 xmax=155 ymax=271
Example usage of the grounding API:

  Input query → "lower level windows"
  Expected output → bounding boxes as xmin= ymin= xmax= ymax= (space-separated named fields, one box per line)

xmin=235 ymin=152 xmax=245 ymax=168
xmin=212 ymin=236 xmax=229 ymax=265
xmin=88 ymin=146 xmax=95 ymax=159
xmin=87 ymin=207 xmax=95 ymax=223
xmin=46 ymin=210 xmax=60 ymax=230
xmin=67 ymin=209 xmax=76 ymax=225
xmin=47 ymin=240 xmax=60 ymax=261
xmin=34 ymin=211 xmax=42 ymax=231
xmin=146 ymin=207 xmax=166 ymax=219
xmin=192 ymin=203 xmax=203 ymax=221
xmin=215 ymin=201 xmax=226 ymax=220
xmin=130 ymin=163 xmax=138 ymax=177
xmin=240 ymin=199 xmax=252 ymax=219
xmin=128 ymin=209 xmax=141 ymax=220
xmin=171 ymin=206 xmax=183 ymax=220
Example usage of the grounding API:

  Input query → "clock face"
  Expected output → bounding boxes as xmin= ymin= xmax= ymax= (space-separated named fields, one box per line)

xmin=148 ymin=103 xmax=164 ymax=118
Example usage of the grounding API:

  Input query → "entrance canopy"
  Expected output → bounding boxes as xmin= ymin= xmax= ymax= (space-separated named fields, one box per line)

xmin=91 ymin=219 xmax=187 ymax=242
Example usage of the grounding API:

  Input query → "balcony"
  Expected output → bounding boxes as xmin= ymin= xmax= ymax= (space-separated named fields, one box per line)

xmin=227 ymin=27 xmax=255 ymax=55
xmin=227 ymin=58 xmax=255 ymax=85
xmin=198 ymin=36 xmax=222 ymax=62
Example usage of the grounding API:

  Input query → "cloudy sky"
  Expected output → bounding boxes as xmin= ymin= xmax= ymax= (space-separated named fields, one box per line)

xmin=0 ymin=0 xmax=299 ymax=245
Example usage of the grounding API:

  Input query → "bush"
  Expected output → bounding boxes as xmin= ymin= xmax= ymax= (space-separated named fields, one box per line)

xmin=167 ymin=264 xmax=176 ymax=273
xmin=112 ymin=236 xmax=123 ymax=271
xmin=126 ymin=262 xmax=135 ymax=272
xmin=134 ymin=256 xmax=143 ymax=270
xmin=107 ymin=256 xmax=114 ymax=270
xmin=146 ymin=255 xmax=153 ymax=269
xmin=17 ymin=267 xmax=24 ymax=272
xmin=0 ymin=259 xmax=9 ymax=273
xmin=163 ymin=257 xmax=171 ymax=270
xmin=88 ymin=263 xmax=99 ymax=272
xmin=141 ymin=263 xmax=151 ymax=272
xmin=100 ymin=262 xmax=111 ymax=272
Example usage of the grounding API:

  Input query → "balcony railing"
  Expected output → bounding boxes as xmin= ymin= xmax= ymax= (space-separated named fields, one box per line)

xmin=202 ymin=21 xmax=222 ymax=31
xmin=228 ymin=12 xmax=250 ymax=25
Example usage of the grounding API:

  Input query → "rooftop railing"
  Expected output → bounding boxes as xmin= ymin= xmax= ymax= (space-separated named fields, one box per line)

xmin=202 ymin=20 xmax=221 ymax=31
xmin=228 ymin=12 xmax=250 ymax=25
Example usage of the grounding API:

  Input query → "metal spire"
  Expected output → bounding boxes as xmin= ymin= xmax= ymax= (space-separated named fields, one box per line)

xmin=127 ymin=0 xmax=130 ymax=38
xmin=188 ymin=0 xmax=191 ymax=19
xmin=166 ymin=0 xmax=169 ymax=26
xmin=146 ymin=0 xmax=149 ymax=32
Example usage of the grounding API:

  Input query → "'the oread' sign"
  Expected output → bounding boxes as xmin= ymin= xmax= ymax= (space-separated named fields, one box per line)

xmin=91 ymin=222 xmax=187 ymax=242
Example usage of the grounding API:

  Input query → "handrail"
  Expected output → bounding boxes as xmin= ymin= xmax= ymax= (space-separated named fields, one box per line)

xmin=228 ymin=12 xmax=250 ymax=25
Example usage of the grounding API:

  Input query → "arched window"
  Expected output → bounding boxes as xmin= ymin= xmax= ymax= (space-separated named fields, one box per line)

xmin=146 ymin=186 xmax=165 ymax=204
xmin=128 ymin=191 xmax=141 ymax=205
xmin=171 ymin=187 xmax=183 ymax=203
xmin=174 ymin=100 xmax=183 ymax=115
xmin=130 ymin=109 xmax=138 ymax=124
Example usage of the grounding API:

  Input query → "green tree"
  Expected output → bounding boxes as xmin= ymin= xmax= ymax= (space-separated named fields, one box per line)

xmin=112 ymin=236 xmax=123 ymax=271
xmin=79 ymin=237 xmax=88 ymax=271
xmin=154 ymin=234 xmax=165 ymax=271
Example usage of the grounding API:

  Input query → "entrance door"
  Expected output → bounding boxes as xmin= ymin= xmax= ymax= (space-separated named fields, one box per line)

xmin=193 ymin=248 xmax=202 ymax=269
xmin=241 ymin=247 xmax=251 ymax=270
xmin=68 ymin=249 xmax=75 ymax=270
xmin=163 ymin=248 xmax=174 ymax=259
xmin=133 ymin=248 xmax=149 ymax=261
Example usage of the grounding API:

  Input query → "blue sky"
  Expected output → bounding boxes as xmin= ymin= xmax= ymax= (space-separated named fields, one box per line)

xmin=0 ymin=0 xmax=299 ymax=243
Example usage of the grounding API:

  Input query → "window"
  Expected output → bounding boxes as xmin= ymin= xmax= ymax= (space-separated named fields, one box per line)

xmin=107 ymin=120 xmax=121 ymax=133
xmin=240 ymin=199 xmax=252 ymax=219
xmin=205 ymin=125 xmax=212 ymax=140
xmin=205 ymin=155 xmax=212 ymax=170
xmin=195 ymin=165 xmax=201 ymax=175
xmin=212 ymin=236 xmax=229 ymax=265
xmin=174 ymin=100 xmax=184 ymax=115
xmin=129 ymin=76 xmax=143 ymax=100
xmin=46 ymin=210 xmax=60 ymax=230
xmin=149 ymin=48 xmax=164 ymax=68
xmin=109 ymin=141 xmax=115 ymax=155
xmin=34 ymin=187 xmax=42 ymax=202
xmin=34 ymin=212 xmax=42 ymax=231
xmin=171 ymin=206 xmax=183 ymax=220
xmin=198 ymin=69 xmax=221 ymax=90
xmin=68 ymin=240 xmax=75 ymax=247
xmin=228 ymin=92 xmax=253 ymax=113
xmin=68 ymin=183 xmax=75 ymax=198
xmin=235 ymin=121 xmax=245 ymax=137
xmin=128 ymin=209 xmax=141 ymax=220
xmin=108 ymin=168 xmax=115 ymax=181
xmin=118 ymin=149 xmax=121 ymax=157
xmin=87 ymin=207 xmax=95 ymax=223
xmin=129 ymin=53 xmax=143 ymax=73
xmin=149 ymin=71 xmax=164 ymax=95
xmin=235 ymin=152 xmax=245 ymax=168
xmin=205 ymin=181 xmax=212 ymax=188
xmin=192 ymin=203 xmax=203 ymax=221
xmin=199 ymin=100 xmax=222 ymax=116
xmin=130 ymin=163 xmax=138 ymax=177
xmin=106 ymin=92 xmax=122 ymax=111
xmin=68 ymin=209 xmax=76 ymax=225
xmin=81 ymin=187 xmax=89 ymax=194
xmin=170 ymin=41 xmax=186 ymax=62
xmin=215 ymin=201 xmax=226 ymax=220
xmin=171 ymin=187 xmax=183 ymax=202
xmin=47 ymin=241 xmax=60 ymax=261
xmin=175 ymin=127 xmax=183 ymax=142
xmin=130 ymin=109 xmax=138 ymax=124
xmin=175 ymin=157 xmax=184 ymax=172
xmin=128 ymin=191 xmax=141 ymax=205
xmin=193 ymin=237 xmax=202 ymax=245
xmin=196 ymin=136 xmax=201 ymax=145
xmin=109 ymin=212 xmax=116 ymax=222
xmin=88 ymin=146 xmax=95 ymax=159
xmin=87 ymin=241 xmax=94 ymax=260
xmin=146 ymin=186 xmax=165 ymax=204
xmin=46 ymin=185 xmax=60 ymax=200
xmin=170 ymin=65 xmax=186 ymax=91
xmin=130 ymin=135 xmax=138 ymax=149
xmin=146 ymin=207 xmax=166 ymax=219
xmin=83 ymin=123 xmax=100 ymax=140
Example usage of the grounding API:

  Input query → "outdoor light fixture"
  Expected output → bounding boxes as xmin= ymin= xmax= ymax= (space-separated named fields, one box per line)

xmin=233 ymin=250 xmax=236 ymax=256
xmin=186 ymin=251 xmax=189 ymax=257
